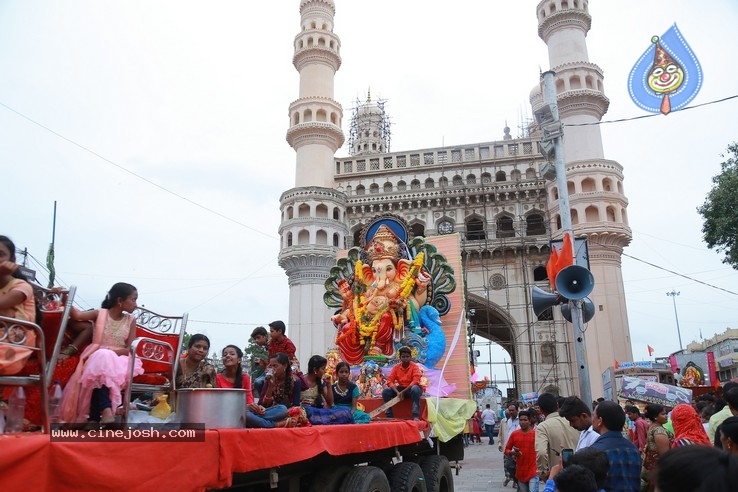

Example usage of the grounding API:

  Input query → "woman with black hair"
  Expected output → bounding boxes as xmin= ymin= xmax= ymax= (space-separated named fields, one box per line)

xmin=719 ymin=416 xmax=738 ymax=455
xmin=216 ymin=345 xmax=253 ymax=398
xmin=177 ymin=334 xmax=213 ymax=388
xmin=242 ymin=352 xmax=297 ymax=428
xmin=299 ymin=355 xmax=334 ymax=408
xmin=642 ymin=403 xmax=673 ymax=491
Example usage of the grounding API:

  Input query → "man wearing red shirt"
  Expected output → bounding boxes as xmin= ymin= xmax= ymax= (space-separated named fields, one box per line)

xmin=382 ymin=346 xmax=423 ymax=420
xmin=267 ymin=320 xmax=297 ymax=362
xmin=625 ymin=405 xmax=648 ymax=452
xmin=504 ymin=410 xmax=540 ymax=492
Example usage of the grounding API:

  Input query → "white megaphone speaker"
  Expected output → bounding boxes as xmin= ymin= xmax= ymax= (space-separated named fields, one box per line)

xmin=531 ymin=286 xmax=563 ymax=317
xmin=561 ymin=297 xmax=596 ymax=323
xmin=555 ymin=265 xmax=594 ymax=300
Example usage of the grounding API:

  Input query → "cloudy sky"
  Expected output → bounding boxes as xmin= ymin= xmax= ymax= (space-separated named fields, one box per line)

xmin=1 ymin=1 xmax=737 ymax=386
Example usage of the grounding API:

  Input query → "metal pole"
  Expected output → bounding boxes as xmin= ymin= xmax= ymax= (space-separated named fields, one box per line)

xmin=542 ymin=71 xmax=592 ymax=404
xmin=488 ymin=340 xmax=492 ymax=380
xmin=666 ymin=290 xmax=683 ymax=350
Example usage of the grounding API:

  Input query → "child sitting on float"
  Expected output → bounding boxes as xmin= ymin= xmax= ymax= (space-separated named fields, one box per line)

xmin=60 ymin=282 xmax=144 ymax=423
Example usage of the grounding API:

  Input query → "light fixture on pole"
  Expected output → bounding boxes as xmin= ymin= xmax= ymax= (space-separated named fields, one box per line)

xmin=666 ymin=290 xmax=683 ymax=351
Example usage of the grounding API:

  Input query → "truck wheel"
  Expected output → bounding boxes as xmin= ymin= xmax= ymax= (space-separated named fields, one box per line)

xmin=310 ymin=465 xmax=351 ymax=492
xmin=418 ymin=456 xmax=453 ymax=492
xmin=388 ymin=462 xmax=427 ymax=492
xmin=339 ymin=466 xmax=390 ymax=492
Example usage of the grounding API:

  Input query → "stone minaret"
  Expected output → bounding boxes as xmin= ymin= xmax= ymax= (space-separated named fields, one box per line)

xmin=531 ymin=0 xmax=634 ymax=397
xmin=281 ymin=0 xmax=347 ymax=366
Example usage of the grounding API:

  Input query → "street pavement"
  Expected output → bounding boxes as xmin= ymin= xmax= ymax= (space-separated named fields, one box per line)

xmin=451 ymin=438 xmax=520 ymax=492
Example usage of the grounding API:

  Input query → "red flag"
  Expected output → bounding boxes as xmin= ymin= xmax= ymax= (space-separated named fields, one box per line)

xmin=647 ymin=345 xmax=654 ymax=356
xmin=614 ymin=360 xmax=620 ymax=370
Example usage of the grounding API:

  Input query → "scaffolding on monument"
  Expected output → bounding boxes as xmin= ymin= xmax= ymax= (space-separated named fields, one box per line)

xmin=347 ymin=94 xmax=392 ymax=156
xmin=450 ymin=155 xmax=576 ymax=398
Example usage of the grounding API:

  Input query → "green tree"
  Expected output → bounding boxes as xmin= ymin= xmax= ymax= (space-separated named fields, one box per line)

xmin=698 ymin=142 xmax=738 ymax=270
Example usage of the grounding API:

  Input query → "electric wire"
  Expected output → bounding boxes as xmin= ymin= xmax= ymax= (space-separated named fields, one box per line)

xmin=564 ymin=94 xmax=738 ymax=127
xmin=0 ymin=100 xmax=278 ymax=240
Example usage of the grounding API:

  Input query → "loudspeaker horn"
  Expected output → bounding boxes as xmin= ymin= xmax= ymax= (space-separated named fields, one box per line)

xmin=531 ymin=286 xmax=563 ymax=316
xmin=555 ymin=265 xmax=594 ymax=300
xmin=561 ymin=297 xmax=596 ymax=323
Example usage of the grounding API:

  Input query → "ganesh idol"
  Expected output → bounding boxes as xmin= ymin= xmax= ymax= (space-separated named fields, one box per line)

xmin=326 ymin=216 xmax=453 ymax=369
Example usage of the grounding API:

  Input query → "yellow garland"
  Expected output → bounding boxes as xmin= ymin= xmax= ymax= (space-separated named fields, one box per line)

xmin=351 ymin=253 xmax=427 ymax=352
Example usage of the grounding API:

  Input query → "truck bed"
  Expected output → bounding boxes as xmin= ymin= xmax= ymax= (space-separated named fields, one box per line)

xmin=1 ymin=420 xmax=436 ymax=491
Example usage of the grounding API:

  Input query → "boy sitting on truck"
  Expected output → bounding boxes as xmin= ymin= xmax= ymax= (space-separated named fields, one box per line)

xmin=381 ymin=346 xmax=423 ymax=420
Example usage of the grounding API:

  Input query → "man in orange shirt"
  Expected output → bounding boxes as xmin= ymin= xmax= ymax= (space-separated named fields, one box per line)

xmin=382 ymin=346 xmax=423 ymax=420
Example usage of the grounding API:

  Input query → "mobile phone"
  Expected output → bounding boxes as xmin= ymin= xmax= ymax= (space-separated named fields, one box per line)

xmin=561 ymin=448 xmax=574 ymax=468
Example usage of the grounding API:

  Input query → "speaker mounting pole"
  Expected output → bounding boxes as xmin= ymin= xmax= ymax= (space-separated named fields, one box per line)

xmin=541 ymin=70 xmax=593 ymax=406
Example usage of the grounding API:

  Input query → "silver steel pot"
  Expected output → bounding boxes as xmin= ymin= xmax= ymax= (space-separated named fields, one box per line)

xmin=176 ymin=388 xmax=246 ymax=429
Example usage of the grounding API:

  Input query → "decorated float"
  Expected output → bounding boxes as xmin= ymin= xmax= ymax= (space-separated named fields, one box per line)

xmin=1 ymin=215 xmax=474 ymax=492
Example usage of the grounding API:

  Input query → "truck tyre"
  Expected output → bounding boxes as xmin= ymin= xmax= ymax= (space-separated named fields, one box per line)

xmin=388 ymin=462 xmax=427 ymax=492
xmin=339 ymin=466 xmax=390 ymax=492
xmin=418 ymin=456 xmax=453 ymax=492
xmin=309 ymin=465 xmax=351 ymax=492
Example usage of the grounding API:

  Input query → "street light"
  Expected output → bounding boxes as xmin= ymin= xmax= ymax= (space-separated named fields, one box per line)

xmin=666 ymin=290 xmax=683 ymax=351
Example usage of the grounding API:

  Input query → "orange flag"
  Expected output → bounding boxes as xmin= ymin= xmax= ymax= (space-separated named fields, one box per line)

xmin=556 ymin=233 xmax=575 ymax=273
xmin=547 ymin=233 xmax=574 ymax=290
xmin=647 ymin=345 xmax=654 ymax=356
xmin=614 ymin=360 xmax=620 ymax=370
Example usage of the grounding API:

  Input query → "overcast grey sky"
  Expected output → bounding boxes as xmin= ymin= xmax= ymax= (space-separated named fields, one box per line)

xmin=1 ymin=1 xmax=737 ymax=386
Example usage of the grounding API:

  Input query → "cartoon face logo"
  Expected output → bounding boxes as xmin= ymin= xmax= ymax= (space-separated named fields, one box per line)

xmin=648 ymin=62 xmax=683 ymax=94
xmin=628 ymin=26 xmax=702 ymax=116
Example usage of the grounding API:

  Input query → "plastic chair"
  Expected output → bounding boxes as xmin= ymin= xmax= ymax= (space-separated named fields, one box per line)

xmin=0 ymin=316 xmax=49 ymax=433
xmin=122 ymin=307 xmax=188 ymax=423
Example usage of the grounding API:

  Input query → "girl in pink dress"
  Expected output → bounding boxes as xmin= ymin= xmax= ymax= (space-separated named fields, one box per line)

xmin=60 ymin=283 xmax=143 ymax=423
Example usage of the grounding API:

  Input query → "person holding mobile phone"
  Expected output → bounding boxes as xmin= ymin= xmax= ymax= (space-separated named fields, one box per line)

xmin=541 ymin=448 xmax=610 ymax=492
xmin=561 ymin=448 xmax=574 ymax=467
xmin=535 ymin=393 xmax=580 ymax=480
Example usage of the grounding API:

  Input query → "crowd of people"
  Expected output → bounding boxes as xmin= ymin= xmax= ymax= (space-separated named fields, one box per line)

xmin=492 ymin=387 xmax=738 ymax=492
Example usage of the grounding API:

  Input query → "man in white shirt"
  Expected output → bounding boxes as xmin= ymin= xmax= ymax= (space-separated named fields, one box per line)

xmin=498 ymin=402 xmax=521 ymax=487
xmin=558 ymin=396 xmax=599 ymax=451
xmin=481 ymin=404 xmax=497 ymax=445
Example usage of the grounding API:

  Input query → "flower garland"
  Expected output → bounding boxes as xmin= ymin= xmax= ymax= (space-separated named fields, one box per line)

xmin=400 ymin=252 xmax=425 ymax=319
xmin=350 ymin=252 xmax=427 ymax=351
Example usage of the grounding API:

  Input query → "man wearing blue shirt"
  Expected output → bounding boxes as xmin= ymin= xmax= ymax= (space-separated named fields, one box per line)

xmin=589 ymin=401 xmax=641 ymax=492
